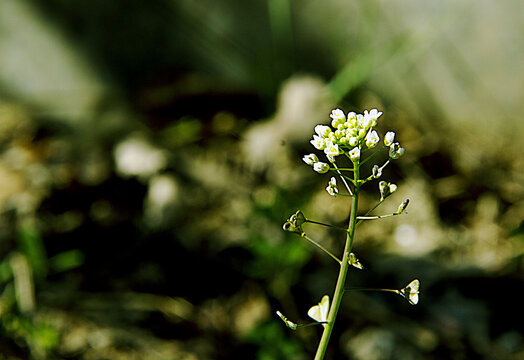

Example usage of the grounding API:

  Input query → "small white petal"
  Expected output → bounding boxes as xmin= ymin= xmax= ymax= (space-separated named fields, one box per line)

xmin=310 ymin=135 xmax=326 ymax=150
xmin=315 ymin=125 xmax=332 ymax=138
xmin=384 ymin=131 xmax=395 ymax=146
xmin=324 ymin=143 xmax=341 ymax=157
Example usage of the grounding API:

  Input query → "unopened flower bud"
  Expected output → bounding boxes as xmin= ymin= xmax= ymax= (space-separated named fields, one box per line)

xmin=313 ymin=162 xmax=329 ymax=174
xmin=365 ymin=130 xmax=380 ymax=148
xmin=384 ymin=131 xmax=395 ymax=146
xmin=330 ymin=109 xmax=346 ymax=128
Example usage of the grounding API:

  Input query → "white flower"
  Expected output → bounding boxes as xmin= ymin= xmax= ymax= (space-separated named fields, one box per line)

xmin=326 ymin=177 xmax=338 ymax=196
xmin=356 ymin=114 xmax=364 ymax=128
xmin=330 ymin=109 xmax=346 ymax=128
xmin=315 ymin=125 xmax=332 ymax=138
xmin=313 ymin=162 xmax=329 ymax=174
xmin=308 ymin=295 xmax=329 ymax=328
xmin=365 ymin=130 xmax=380 ymax=148
xmin=324 ymin=142 xmax=341 ymax=157
xmin=349 ymin=136 xmax=358 ymax=146
xmin=384 ymin=131 xmax=395 ymax=146
xmin=348 ymin=147 xmax=360 ymax=162
xmin=302 ymin=153 xmax=319 ymax=166
xmin=361 ymin=116 xmax=372 ymax=130
xmin=389 ymin=142 xmax=405 ymax=159
xmin=310 ymin=135 xmax=326 ymax=150
xmin=364 ymin=109 xmax=382 ymax=126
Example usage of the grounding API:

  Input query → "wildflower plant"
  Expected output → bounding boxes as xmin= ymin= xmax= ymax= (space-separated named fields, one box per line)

xmin=278 ymin=108 xmax=419 ymax=359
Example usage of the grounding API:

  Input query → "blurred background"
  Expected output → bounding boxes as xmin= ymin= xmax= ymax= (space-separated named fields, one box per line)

xmin=0 ymin=0 xmax=523 ymax=359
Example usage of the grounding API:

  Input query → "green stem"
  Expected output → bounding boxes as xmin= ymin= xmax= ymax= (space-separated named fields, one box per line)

xmin=314 ymin=164 xmax=360 ymax=360
xmin=302 ymin=234 xmax=341 ymax=264
xmin=330 ymin=167 xmax=355 ymax=171
xmin=344 ymin=287 xmax=399 ymax=295
xmin=305 ymin=220 xmax=349 ymax=233
xmin=360 ymin=145 xmax=386 ymax=166
xmin=356 ymin=199 xmax=385 ymax=227
xmin=357 ymin=212 xmax=400 ymax=220
xmin=332 ymin=163 xmax=354 ymax=196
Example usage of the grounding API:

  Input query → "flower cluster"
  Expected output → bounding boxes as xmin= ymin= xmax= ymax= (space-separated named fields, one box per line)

xmin=303 ymin=108 xmax=405 ymax=173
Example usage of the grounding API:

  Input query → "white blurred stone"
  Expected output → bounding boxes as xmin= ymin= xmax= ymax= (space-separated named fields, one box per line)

xmin=114 ymin=137 xmax=167 ymax=179
xmin=144 ymin=174 xmax=180 ymax=228
xmin=242 ymin=76 xmax=332 ymax=169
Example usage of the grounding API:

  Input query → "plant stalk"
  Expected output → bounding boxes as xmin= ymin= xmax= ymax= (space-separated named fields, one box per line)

xmin=314 ymin=165 xmax=360 ymax=360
